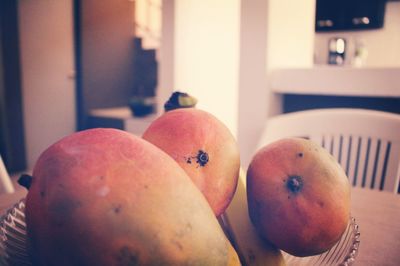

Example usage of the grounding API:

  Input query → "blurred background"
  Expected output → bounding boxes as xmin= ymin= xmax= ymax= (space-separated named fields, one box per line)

xmin=1 ymin=0 xmax=399 ymax=173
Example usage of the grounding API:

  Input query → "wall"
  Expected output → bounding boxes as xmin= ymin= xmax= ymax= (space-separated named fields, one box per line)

xmin=314 ymin=2 xmax=400 ymax=67
xmin=237 ymin=0 xmax=269 ymax=169
xmin=19 ymin=0 xmax=76 ymax=169
xmin=135 ymin=0 xmax=162 ymax=49
xmin=173 ymin=0 xmax=240 ymax=135
xmin=238 ymin=0 xmax=315 ymax=167
xmin=266 ymin=0 xmax=315 ymax=69
xmin=79 ymin=0 xmax=136 ymax=122
xmin=158 ymin=0 xmax=174 ymax=113
xmin=162 ymin=0 xmax=316 ymax=167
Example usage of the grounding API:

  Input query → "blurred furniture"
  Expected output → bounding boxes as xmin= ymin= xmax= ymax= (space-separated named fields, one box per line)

xmin=257 ymin=108 xmax=400 ymax=194
xmin=87 ymin=107 xmax=157 ymax=136
xmin=315 ymin=0 xmax=386 ymax=32
xmin=0 ymin=156 xmax=15 ymax=194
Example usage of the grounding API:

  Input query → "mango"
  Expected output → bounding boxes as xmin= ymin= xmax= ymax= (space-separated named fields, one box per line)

xmin=247 ymin=138 xmax=351 ymax=257
xmin=143 ymin=108 xmax=240 ymax=217
xmin=24 ymin=128 xmax=240 ymax=265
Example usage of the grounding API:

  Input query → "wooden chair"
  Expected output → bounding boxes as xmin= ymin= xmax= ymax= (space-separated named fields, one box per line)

xmin=256 ymin=108 xmax=400 ymax=194
xmin=0 ymin=155 xmax=15 ymax=194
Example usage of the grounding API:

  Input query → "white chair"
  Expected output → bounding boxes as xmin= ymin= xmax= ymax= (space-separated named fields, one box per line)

xmin=0 ymin=155 xmax=15 ymax=194
xmin=257 ymin=108 xmax=400 ymax=194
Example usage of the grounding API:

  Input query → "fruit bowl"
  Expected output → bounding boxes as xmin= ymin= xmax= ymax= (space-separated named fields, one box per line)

xmin=0 ymin=199 xmax=360 ymax=266
xmin=282 ymin=217 xmax=360 ymax=266
xmin=0 ymin=199 xmax=30 ymax=266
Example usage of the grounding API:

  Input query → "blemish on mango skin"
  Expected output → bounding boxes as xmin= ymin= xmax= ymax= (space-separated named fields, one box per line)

xmin=115 ymin=246 xmax=139 ymax=265
xmin=184 ymin=150 xmax=209 ymax=167
xmin=50 ymin=200 xmax=82 ymax=227
xmin=171 ymin=239 xmax=184 ymax=251
xmin=113 ymin=204 xmax=122 ymax=214
xmin=175 ymin=222 xmax=193 ymax=238
xmin=248 ymin=249 xmax=256 ymax=263
xmin=196 ymin=150 xmax=209 ymax=167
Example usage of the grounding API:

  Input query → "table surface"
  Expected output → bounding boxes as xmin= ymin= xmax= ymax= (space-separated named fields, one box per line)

xmin=350 ymin=187 xmax=400 ymax=266
xmin=0 ymin=181 xmax=399 ymax=266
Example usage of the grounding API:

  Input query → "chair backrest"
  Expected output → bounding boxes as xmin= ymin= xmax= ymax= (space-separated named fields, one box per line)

xmin=0 ymin=155 xmax=15 ymax=194
xmin=257 ymin=108 xmax=400 ymax=194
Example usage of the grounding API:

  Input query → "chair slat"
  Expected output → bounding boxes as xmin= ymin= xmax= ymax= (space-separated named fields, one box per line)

xmin=346 ymin=136 xmax=359 ymax=186
xmin=379 ymin=141 xmax=391 ymax=191
xmin=331 ymin=135 xmax=342 ymax=162
xmin=363 ymin=138 xmax=379 ymax=189
xmin=354 ymin=137 xmax=369 ymax=188
xmin=371 ymin=140 xmax=386 ymax=190
xmin=339 ymin=135 xmax=350 ymax=174
xmin=337 ymin=135 xmax=344 ymax=166
xmin=382 ymin=142 xmax=400 ymax=193
xmin=324 ymin=135 xmax=333 ymax=154
xmin=0 ymin=156 xmax=15 ymax=194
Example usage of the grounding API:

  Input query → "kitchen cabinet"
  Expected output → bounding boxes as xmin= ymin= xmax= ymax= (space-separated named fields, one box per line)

xmin=316 ymin=0 xmax=386 ymax=32
xmin=269 ymin=67 xmax=400 ymax=114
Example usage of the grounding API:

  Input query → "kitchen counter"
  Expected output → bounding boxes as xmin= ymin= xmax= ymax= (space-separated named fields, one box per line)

xmin=269 ymin=67 xmax=400 ymax=98
xmin=88 ymin=107 xmax=158 ymax=136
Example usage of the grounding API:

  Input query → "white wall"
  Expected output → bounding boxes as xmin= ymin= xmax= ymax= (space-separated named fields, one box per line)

xmin=173 ymin=0 xmax=240 ymax=135
xmin=266 ymin=0 xmax=315 ymax=69
xmin=237 ymin=0 xmax=269 ymax=168
xmin=238 ymin=0 xmax=315 ymax=167
xmin=135 ymin=0 xmax=162 ymax=49
xmin=19 ymin=0 xmax=76 ymax=169
xmin=162 ymin=0 xmax=316 ymax=167
xmin=158 ymin=0 xmax=175 ymax=114
xmin=315 ymin=2 xmax=400 ymax=67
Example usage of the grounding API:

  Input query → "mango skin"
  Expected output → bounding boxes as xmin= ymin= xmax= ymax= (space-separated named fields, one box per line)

xmin=25 ymin=128 xmax=239 ymax=266
xmin=142 ymin=108 xmax=240 ymax=217
xmin=247 ymin=138 xmax=351 ymax=257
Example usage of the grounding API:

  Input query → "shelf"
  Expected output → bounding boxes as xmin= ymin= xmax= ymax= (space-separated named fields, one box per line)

xmin=88 ymin=107 xmax=158 ymax=136
xmin=269 ymin=67 xmax=400 ymax=98
xmin=89 ymin=107 xmax=133 ymax=119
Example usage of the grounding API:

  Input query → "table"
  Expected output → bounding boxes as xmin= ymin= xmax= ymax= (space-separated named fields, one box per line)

xmin=0 ymin=180 xmax=26 ymax=213
xmin=0 ymin=183 xmax=399 ymax=266
xmin=350 ymin=187 xmax=400 ymax=266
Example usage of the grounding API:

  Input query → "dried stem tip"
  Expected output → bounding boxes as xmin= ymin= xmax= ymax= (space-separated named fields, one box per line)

xmin=18 ymin=174 xmax=33 ymax=190
xmin=164 ymin=91 xmax=198 ymax=112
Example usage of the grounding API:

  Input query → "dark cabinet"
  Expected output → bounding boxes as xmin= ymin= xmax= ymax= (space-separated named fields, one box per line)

xmin=316 ymin=0 xmax=387 ymax=32
xmin=0 ymin=0 xmax=27 ymax=173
